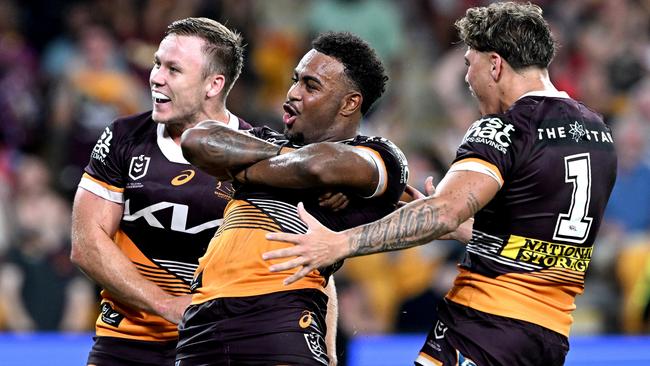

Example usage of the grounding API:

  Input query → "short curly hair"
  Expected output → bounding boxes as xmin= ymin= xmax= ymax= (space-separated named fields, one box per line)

xmin=312 ymin=32 xmax=388 ymax=115
xmin=455 ymin=2 xmax=556 ymax=70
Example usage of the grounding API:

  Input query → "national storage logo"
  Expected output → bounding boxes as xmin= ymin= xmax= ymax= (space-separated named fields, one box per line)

xmin=463 ymin=117 xmax=515 ymax=154
xmin=501 ymin=235 xmax=592 ymax=272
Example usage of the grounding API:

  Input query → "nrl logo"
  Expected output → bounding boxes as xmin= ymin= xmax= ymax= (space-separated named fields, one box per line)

xmin=129 ymin=155 xmax=151 ymax=180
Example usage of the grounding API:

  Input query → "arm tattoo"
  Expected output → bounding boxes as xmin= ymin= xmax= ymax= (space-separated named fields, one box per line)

xmin=199 ymin=127 xmax=278 ymax=168
xmin=350 ymin=199 xmax=451 ymax=256
xmin=466 ymin=192 xmax=480 ymax=216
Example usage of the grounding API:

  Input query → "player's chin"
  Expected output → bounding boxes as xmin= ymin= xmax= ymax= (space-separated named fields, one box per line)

xmin=151 ymin=110 xmax=171 ymax=124
xmin=284 ymin=129 xmax=305 ymax=145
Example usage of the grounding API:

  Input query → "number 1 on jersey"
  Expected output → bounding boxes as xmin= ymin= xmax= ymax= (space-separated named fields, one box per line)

xmin=553 ymin=153 xmax=593 ymax=243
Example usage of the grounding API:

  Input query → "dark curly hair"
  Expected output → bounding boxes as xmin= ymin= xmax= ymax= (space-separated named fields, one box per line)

xmin=312 ymin=32 xmax=388 ymax=115
xmin=455 ymin=2 xmax=556 ymax=70
xmin=167 ymin=17 xmax=244 ymax=96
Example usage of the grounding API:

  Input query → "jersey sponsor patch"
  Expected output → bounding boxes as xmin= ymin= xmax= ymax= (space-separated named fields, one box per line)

xmin=100 ymin=302 xmax=124 ymax=327
xmin=462 ymin=117 xmax=515 ymax=154
xmin=91 ymin=127 xmax=113 ymax=163
xmin=501 ymin=235 xmax=592 ymax=272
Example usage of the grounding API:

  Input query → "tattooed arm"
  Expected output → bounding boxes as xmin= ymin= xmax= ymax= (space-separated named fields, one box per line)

xmin=180 ymin=121 xmax=281 ymax=180
xmin=181 ymin=122 xmax=379 ymax=196
xmin=264 ymin=170 xmax=499 ymax=285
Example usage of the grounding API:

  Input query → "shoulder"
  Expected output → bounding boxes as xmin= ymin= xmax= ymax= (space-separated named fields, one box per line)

xmin=350 ymin=135 xmax=404 ymax=154
xmin=236 ymin=117 xmax=253 ymax=130
xmin=109 ymin=111 xmax=156 ymax=143
xmin=349 ymin=135 xmax=409 ymax=171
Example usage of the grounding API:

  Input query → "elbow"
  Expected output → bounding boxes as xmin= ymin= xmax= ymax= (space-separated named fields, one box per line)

xmin=69 ymin=230 xmax=88 ymax=269
xmin=69 ymin=240 xmax=84 ymax=268
xmin=180 ymin=128 xmax=203 ymax=165
xmin=302 ymin=160 xmax=332 ymax=185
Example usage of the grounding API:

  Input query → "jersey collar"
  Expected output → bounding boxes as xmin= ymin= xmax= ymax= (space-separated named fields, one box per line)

xmin=157 ymin=111 xmax=240 ymax=164
xmin=518 ymin=90 xmax=571 ymax=100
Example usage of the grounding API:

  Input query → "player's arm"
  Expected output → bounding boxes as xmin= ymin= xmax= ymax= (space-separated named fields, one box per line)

xmin=324 ymin=277 xmax=338 ymax=366
xmin=236 ymin=142 xmax=379 ymax=196
xmin=180 ymin=121 xmax=281 ymax=180
xmin=264 ymin=170 xmax=499 ymax=284
xmin=70 ymin=188 xmax=190 ymax=324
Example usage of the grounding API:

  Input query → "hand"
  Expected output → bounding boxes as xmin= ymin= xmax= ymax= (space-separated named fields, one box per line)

xmin=264 ymin=202 xmax=348 ymax=285
xmin=158 ymin=294 xmax=192 ymax=324
xmin=398 ymin=176 xmax=436 ymax=206
xmin=319 ymin=192 xmax=349 ymax=211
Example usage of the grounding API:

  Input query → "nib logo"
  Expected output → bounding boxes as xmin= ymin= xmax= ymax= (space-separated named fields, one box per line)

xmin=129 ymin=155 xmax=151 ymax=180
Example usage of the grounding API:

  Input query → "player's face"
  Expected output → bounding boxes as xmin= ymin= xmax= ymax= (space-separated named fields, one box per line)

xmin=282 ymin=50 xmax=351 ymax=144
xmin=150 ymin=34 xmax=212 ymax=128
xmin=464 ymin=47 xmax=500 ymax=115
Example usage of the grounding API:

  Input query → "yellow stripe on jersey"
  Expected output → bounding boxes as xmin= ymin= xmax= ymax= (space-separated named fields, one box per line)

xmin=449 ymin=158 xmax=504 ymax=187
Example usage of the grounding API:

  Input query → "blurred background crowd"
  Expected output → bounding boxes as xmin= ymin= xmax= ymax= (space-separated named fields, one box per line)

xmin=0 ymin=0 xmax=649 ymax=363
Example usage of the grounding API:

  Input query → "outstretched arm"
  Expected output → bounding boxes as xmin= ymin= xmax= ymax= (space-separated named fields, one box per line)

xmin=70 ymin=188 xmax=190 ymax=324
xmin=264 ymin=170 xmax=499 ymax=284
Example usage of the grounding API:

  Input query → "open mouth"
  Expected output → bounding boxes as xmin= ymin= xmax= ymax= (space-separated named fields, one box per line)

xmin=282 ymin=103 xmax=298 ymax=126
xmin=152 ymin=91 xmax=171 ymax=104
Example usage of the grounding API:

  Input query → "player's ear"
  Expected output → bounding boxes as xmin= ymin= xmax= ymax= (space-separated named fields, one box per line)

xmin=206 ymin=74 xmax=226 ymax=98
xmin=340 ymin=91 xmax=362 ymax=117
xmin=490 ymin=53 xmax=503 ymax=81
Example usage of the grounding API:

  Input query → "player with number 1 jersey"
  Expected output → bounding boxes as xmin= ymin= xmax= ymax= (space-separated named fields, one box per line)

xmin=435 ymin=90 xmax=616 ymax=344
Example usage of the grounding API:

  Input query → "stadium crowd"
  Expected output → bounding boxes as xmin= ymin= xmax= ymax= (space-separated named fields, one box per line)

xmin=0 ymin=0 xmax=649 ymax=362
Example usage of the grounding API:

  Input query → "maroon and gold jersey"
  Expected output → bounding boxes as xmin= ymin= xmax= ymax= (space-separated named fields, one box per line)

xmin=191 ymin=126 xmax=409 ymax=303
xmin=446 ymin=91 xmax=617 ymax=336
xmin=79 ymin=111 xmax=251 ymax=341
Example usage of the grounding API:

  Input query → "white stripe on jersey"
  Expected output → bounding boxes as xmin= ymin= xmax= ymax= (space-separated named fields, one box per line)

xmin=248 ymin=198 xmax=308 ymax=234
xmin=467 ymin=230 xmax=542 ymax=271
xmin=79 ymin=176 xmax=124 ymax=203
xmin=152 ymin=259 xmax=199 ymax=283
xmin=449 ymin=161 xmax=503 ymax=187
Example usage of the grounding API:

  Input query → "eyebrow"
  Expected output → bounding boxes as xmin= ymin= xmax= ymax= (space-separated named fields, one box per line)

xmin=294 ymin=70 xmax=323 ymax=86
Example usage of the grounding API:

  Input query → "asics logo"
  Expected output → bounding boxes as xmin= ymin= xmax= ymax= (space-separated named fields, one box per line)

xmin=171 ymin=169 xmax=196 ymax=186
xmin=299 ymin=311 xmax=313 ymax=329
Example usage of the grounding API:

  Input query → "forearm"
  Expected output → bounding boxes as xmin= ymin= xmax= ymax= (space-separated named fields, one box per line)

xmin=243 ymin=143 xmax=376 ymax=192
xmin=71 ymin=190 xmax=183 ymax=322
xmin=181 ymin=122 xmax=280 ymax=179
xmin=72 ymin=229 xmax=173 ymax=316
xmin=344 ymin=197 xmax=459 ymax=257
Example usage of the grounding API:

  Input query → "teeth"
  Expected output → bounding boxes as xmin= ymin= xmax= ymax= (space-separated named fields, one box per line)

xmin=152 ymin=91 xmax=170 ymax=101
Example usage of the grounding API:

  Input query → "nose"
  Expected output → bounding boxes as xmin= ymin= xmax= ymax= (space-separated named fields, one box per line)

xmin=150 ymin=67 xmax=164 ymax=87
xmin=286 ymin=82 xmax=301 ymax=101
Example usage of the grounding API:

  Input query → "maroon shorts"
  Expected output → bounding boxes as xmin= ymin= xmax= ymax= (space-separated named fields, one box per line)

xmin=415 ymin=300 xmax=569 ymax=366
xmin=87 ymin=336 xmax=177 ymax=366
xmin=176 ymin=289 xmax=330 ymax=366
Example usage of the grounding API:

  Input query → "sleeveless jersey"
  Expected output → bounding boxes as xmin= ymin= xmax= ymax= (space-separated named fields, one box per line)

xmin=79 ymin=111 xmax=251 ymax=341
xmin=446 ymin=91 xmax=617 ymax=336
xmin=190 ymin=126 xmax=409 ymax=303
